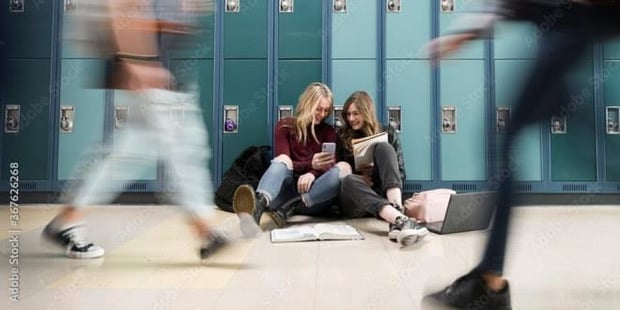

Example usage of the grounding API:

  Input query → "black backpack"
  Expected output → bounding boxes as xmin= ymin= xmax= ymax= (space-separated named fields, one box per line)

xmin=215 ymin=145 xmax=271 ymax=212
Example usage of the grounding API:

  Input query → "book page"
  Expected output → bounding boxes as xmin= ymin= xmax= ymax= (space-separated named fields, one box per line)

xmin=352 ymin=132 xmax=388 ymax=170
xmin=314 ymin=224 xmax=363 ymax=240
xmin=270 ymin=226 xmax=317 ymax=242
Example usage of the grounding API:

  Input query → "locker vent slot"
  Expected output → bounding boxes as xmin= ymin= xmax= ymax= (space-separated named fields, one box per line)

xmin=561 ymin=184 xmax=587 ymax=192
xmin=126 ymin=183 xmax=147 ymax=191
xmin=20 ymin=182 xmax=37 ymax=190
xmin=452 ymin=184 xmax=477 ymax=192
xmin=404 ymin=183 xmax=422 ymax=192
xmin=516 ymin=183 xmax=532 ymax=192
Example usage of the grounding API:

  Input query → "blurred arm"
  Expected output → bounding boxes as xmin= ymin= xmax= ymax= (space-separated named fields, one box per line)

xmin=105 ymin=0 xmax=171 ymax=89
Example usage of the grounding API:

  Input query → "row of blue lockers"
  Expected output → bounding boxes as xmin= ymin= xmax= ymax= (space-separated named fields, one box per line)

xmin=2 ymin=0 xmax=620 ymax=194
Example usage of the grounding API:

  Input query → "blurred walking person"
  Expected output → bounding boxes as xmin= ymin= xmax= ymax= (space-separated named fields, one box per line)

xmin=43 ymin=0 xmax=257 ymax=260
xmin=425 ymin=1 xmax=620 ymax=309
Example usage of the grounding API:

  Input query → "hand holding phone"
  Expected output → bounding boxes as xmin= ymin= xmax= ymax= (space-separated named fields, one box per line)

xmin=322 ymin=142 xmax=336 ymax=154
xmin=313 ymin=143 xmax=336 ymax=171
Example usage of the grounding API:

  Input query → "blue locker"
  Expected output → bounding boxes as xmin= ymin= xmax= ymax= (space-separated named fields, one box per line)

xmin=386 ymin=60 xmax=432 ymax=180
xmin=57 ymin=59 xmax=107 ymax=180
xmin=494 ymin=59 xmax=542 ymax=181
xmin=438 ymin=0 xmax=484 ymax=59
xmin=494 ymin=22 xmax=537 ymax=60
xmin=331 ymin=0 xmax=377 ymax=59
xmin=385 ymin=0 xmax=431 ymax=59
xmin=439 ymin=60 xmax=486 ymax=181
xmin=332 ymin=60 xmax=378 ymax=106
xmin=1 ymin=59 xmax=52 ymax=185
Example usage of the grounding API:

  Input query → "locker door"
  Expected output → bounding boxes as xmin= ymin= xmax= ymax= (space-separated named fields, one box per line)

xmin=331 ymin=0 xmax=378 ymax=105
xmin=57 ymin=59 xmax=106 ymax=180
xmin=603 ymin=60 xmax=620 ymax=181
xmin=385 ymin=0 xmax=432 ymax=181
xmin=438 ymin=0 xmax=484 ymax=59
xmin=222 ymin=0 xmax=269 ymax=172
xmin=2 ymin=60 xmax=52 ymax=189
xmin=278 ymin=0 xmax=323 ymax=114
xmin=550 ymin=61 xmax=597 ymax=182
xmin=222 ymin=60 xmax=269 ymax=171
xmin=604 ymin=39 xmax=620 ymax=60
xmin=439 ymin=60 xmax=486 ymax=181
xmin=169 ymin=59 xmax=215 ymax=180
xmin=0 ymin=0 xmax=53 ymax=58
xmin=494 ymin=60 xmax=542 ymax=182
xmin=493 ymin=23 xmax=541 ymax=183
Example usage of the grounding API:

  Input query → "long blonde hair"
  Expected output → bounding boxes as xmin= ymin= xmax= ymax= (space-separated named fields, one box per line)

xmin=339 ymin=91 xmax=381 ymax=152
xmin=291 ymin=82 xmax=333 ymax=145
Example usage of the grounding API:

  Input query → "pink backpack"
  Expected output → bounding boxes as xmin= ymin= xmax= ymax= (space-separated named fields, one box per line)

xmin=404 ymin=189 xmax=456 ymax=223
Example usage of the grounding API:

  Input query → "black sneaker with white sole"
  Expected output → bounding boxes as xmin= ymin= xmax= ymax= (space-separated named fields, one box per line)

xmin=391 ymin=216 xmax=428 ymax=247
xmin=43 ymin=223 xmax=105 ymax=259
xmin=426 ymin=269 xmax=512 ymax=310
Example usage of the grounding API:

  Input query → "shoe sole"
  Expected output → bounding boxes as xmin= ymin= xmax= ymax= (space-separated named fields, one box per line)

xmin=388 ymin=230 xmax=399 ymax=240
xmin=66 ymin=245 xmax=105 ymax=259
xmin=233 ymin=185 xmax=256 ymax=218
xmin=238 ymin=213 xmax=262 ymax=238
xmin=397 ymin=227 xmax=429 ymax=247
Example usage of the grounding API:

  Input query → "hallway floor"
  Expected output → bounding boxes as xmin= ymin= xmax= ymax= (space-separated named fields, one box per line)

xmin=1 ymin=204 xmax=619 ymax=309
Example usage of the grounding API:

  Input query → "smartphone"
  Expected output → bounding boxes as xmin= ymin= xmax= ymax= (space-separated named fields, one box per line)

xmin=322 ymin=142 xmax=336 ymax=154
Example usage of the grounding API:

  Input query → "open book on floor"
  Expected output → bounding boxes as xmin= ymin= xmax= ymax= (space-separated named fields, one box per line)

xmin=270 ymin=223 xmax=364 ymax=243
xmin=352 ymin=131 xmax=388 ymax=170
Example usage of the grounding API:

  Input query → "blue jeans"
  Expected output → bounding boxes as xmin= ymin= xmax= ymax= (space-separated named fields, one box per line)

xmin=256 ymin=161 xmax=341 ymax=216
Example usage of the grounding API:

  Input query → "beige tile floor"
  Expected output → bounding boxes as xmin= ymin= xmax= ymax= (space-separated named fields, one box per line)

xmin=1 ymin=204 xmax=619 ymax=309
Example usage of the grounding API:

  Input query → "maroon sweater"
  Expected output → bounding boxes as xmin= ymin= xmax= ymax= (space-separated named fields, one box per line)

xmin=274 ymin=118 xmax=336 ymax=177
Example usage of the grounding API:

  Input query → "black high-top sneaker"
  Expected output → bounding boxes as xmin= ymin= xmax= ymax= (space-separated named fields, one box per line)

xmin=233 ymin=185 xmax=268 ymax=237
xmin=269 ymin=196 xmax=303 ymax=228
xmin=233 ymin=185 xmax=268 ymax=225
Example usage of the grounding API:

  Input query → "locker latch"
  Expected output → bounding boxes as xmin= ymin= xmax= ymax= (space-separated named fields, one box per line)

xmin=496 ymin=107 xmax=510 ymax=133
xmin=441 ymin=106 xmax=456 ymax=133
xmin=387 ymin=0 xmax=401 ymax=13
xmin=440 ymin=0 xmax=455 ymax=13
xmin=606 ymin=107 xmax=620 ymax=134
xmin=334 ymin=0 xmax=347 ymax=13
xmin=60 ymin=106 xmax=75 ymax=133
xmin=550 ymin=115 xmax=567 ymax=134
xmin=280 ymin=0 xmax=293 ymax=13
xmin=4 ymin=105 xmax=20 ymax=133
